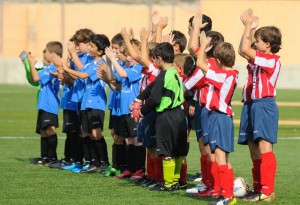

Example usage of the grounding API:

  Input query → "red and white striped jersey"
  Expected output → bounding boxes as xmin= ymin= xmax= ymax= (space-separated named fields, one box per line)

xmin=205 ymin=65 xmax=239 ymax=116
xmin=184 ymin=57 xmax=218 ymax=106
xmin=139 ymin=62 xmax=160 ymax=93
xmin=251 ymin=50 xmax=281 ymax=99
xmin=242 ymin=60 xmax=254 ymax=102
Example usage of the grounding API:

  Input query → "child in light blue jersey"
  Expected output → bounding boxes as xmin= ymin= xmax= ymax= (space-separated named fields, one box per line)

xmin=27 ymin=41 xmax=62 ymax=165
xmin=105 ymin=29 xmax=144 ymax=178
xmin=62 ymin=34 xmax=110 ymax=173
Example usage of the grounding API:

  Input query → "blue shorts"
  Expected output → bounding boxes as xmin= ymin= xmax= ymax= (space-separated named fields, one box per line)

xmin=201 ymin=107 xmax=210 ymax=145
xmin=137 ymin=111 xmax=157 ymax=148
xmin=251 ymin=98 xmax=278 ymax=144
xmin=207 ymin=111 xmax=234 ymax=153
xmin=238 ymin=102 xmax=253 ymax=145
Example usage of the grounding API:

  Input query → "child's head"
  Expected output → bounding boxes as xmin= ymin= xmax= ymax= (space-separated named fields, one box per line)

xmin=206 ymin=31 xmax=225 ymax=58
xmin=148 ymin=42 xmax=159 ymax=61
xmin=72 ymin=28 xmax=95 ymax=54
xmin=213 ymin=42 xmax=235 ymax=68
xmin=174 ymin=53 xmax=196 ymax=77
xmin=254 ymin=26 xmax=282 ymax=54
xmin=153 ymin=42 xmax=174 ymax=68
xmin=188 ymin=14 xmax=212 ymax=36
xmin=44 ymin=41 xmax=63 ymax=63
xmin=89 ymin=34 xmax=110 ymax=57
xmin=123 ymin=39 xmax=141 ymax=66
xmin=171 ymin=30 xmax=187 ymax=54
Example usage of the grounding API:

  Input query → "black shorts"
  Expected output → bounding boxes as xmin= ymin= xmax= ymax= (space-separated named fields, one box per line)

xmin=108 ymin=110 xmax=116 ymax=130
xmin=36 ymin=110 xmax=59 ymax=134
xmin=62 ymin=109 xmax=79 ymax=133
xmin=81 ymin=109 xmax=105 ymax=133
xmin=114 ymin=114 xmax=137 ymax=138
xmin=155 ymin=107 xmax=188 ymax=157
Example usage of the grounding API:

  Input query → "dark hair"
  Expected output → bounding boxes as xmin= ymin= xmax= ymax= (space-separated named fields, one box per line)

xmin=172 ymin=30 xmax=187 ymax=53
xmin=189 ymin=14 xmax=212 ymax=34
xmin=153 ymin=42 xmax=174 ymax=63
xmin=72 ymin=28 xmax=95 ymax=44
xmin=213 ymin=42 xmax=235 ymax=67
xmin=90 ymin=34 xmax=110 ymax=56
xmin=174 ymin=53 xmax=196 ymax=77
xmin=206 ymin=31 xmax=225 ymax=58
xmin=255 ymin=26 xmax=282 ymax=53
xmin=111 ymin=33 xmax=124 ymax=46
xmin=46 ymin=41 xmax=63 ymax=57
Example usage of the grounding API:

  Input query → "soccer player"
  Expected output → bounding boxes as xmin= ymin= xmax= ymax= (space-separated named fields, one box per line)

xmin=62 ymin=34 xmax=110 ymax=173
xmin=132 ymin=42 xmax=188 ymax=191
xmin=239 ymin=9 xmax=282 ymax=202
xmin=197 ymin=31 xmax=238 ymax=205
xmin=27 ymin=41 xmax=62 ymax=165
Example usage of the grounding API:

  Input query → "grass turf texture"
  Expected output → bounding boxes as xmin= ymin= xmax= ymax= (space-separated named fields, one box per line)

xmin=0 ymin=85 xmax=300 ymax=205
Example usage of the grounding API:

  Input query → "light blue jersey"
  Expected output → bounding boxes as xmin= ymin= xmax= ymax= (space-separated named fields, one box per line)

xmin=60 ymin=83 xmax=77 ymax=111
xmin=112 ymin=63 xmax=143 ymax=116
xmin=71 ymin=53 xmax=93 ymax=103
xmin=37 ymin=64 xmax=60 ymax=115
xmin=80 ymin=59 xmax=107 ymax=111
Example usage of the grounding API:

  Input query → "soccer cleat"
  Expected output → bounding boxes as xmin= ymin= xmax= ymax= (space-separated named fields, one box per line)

xmin=61 ymin=162 xmax=80 ymax=171
xmin=140 ymin=179 xmax=156 ymax=187
xmin=178 ymin=181 xmax=188 ymax=189
xmin=243 ymin=192 xmax=275 ymax=202
xmin=147 ymin=181 xmax=161 ymax=189
xmin=194 ymin=188 xmax=214 ymax=197
xmin=208 ymin=196 xmax=237 ymax=205
xmin=149 ymin=182 xmax=174 ymax=192
xmin=130 ymin=169 xmax=145 ymax=180
xmin=187 ymin=171 xmax=202 ymax=181
xmin=30 ymin=157 xmax=43 ymax=165
xmin=48 ymin=158 xmax=73 ymax=169
xmin=99 ymin=162 xmax=110 ymax=174
xmin=80 ymin=165 xmax=102 ymax=174
xmin=72 ymin=163 xmax=90 ymax=173
xmin=134 ymin=175 xmax=148 ymax=185
xmin=115 ymin=170 xmax=133 ymax=179
xmin=186 ymin=183 xmax=207 ymax=194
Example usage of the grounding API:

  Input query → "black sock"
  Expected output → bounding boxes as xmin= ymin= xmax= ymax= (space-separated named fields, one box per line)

xmin=99 ymin=137 xmax=109 ymax=163
xmin=126 ymin=144 xmax=135 ymax=172
xmin=74 ymin=137 xmax=83 ymax=164
xmin=115 ymin=143 xmax=126 ymax=171
xmin=47 ymin=134 xmax=58 ymax=160
xmin=82 ymin=136 xmax=91 ymax=163
xmin=89 ymin=139 xmax=98 ymax=166
xmin=112 ymin=143 xmax=117 ymax=169
xmin=135 ymin=145 xmax=146 ymax=171
xmin=41 ymin=137 xmax=48 ymax=158
xmin=64 ymin=133 xmax=74 ymax=160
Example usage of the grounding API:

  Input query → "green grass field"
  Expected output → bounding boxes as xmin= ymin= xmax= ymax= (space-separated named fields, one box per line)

xmin=0 ymin=85 xmax=299 ymax=205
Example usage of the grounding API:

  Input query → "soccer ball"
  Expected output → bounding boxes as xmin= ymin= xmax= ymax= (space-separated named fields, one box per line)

xmin=233 ymin=177 xmax=250 ymax=197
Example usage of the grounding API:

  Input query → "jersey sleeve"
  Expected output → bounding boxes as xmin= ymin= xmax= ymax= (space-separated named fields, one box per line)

xmin=184 ymin=67 xmax=206 ymax=90
xmin=38 ymin=65 xmax=56 ymax=85
xmin=126 ymin=64 xmax=143 ymax=83
xmin=254 ymin=50 xmax=280 ymax=74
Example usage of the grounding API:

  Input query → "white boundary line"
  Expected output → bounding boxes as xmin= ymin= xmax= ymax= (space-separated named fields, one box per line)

xmin=1 ymin=136 xmax=300 ymax=140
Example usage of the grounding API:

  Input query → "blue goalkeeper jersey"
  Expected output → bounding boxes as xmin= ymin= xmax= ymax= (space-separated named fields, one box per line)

xmin=80 ymin=58 xmax=107 ymax=111
xmin=37 ymin=64 xmax=60 ymax=115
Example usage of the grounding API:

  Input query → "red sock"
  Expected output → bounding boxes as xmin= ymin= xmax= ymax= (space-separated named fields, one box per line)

xmin=228 ymin=168 xmax=234 ymax=197
xmin=206 ymin=161 xmax=213 ymax=188
xmin=211 ymin=162 xmax=220 ymax=193
xmin=217 ymin=164 xmax=232 ymax=198
xmin=200 ymin=155 xmax=208 ymax=184
xmin=154 ymin=157 xmax=164 ymax=182
xmin=261 ymin=152 xmax=276 ymax=195
xmin=252 ymin=159 xmax=262 ymax=192
xmin=146 ymin=153 xmax=154 ymax=179
xmin=179 ymin=163 xmax=187 ymax=184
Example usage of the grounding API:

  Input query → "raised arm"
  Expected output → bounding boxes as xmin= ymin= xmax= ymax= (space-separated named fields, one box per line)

xmin=189 ymin=12 xmax=208 ymax=56
xmin=240 ymin=9 xmax=256 ymax=60
xmin=155 ymin=16 xmax=168 ymax=43
xmin=121 ymin=27 xmax=140 ymax=61
xmin=139 ymin=27 xmax=152 ymax=67
xmin=105 ymin=46 xmax=127 ymax=78
xmin=196 ymin=32 xmax=211 ymax=73
xmin=66 ymin=41 xmax=84 ymax=69
xmin=28 ymin=52 xmax=40 ymax=82
xmin=151 ymin=10 xmax=160 ymax=43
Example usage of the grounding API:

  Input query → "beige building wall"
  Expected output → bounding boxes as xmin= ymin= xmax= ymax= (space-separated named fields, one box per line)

xmin=0 ymin=1 xmax=299 ymax=87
